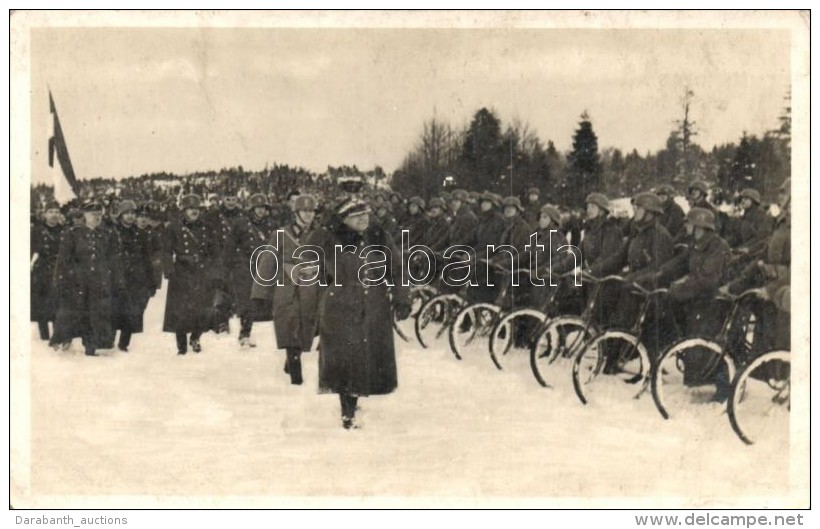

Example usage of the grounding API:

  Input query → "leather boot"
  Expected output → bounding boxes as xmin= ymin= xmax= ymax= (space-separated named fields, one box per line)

xmin=287 ymin=349 xmax=303 ymax=385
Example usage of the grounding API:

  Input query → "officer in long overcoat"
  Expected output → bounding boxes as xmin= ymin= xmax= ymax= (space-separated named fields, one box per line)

xmin=162 ymin=194 xmax=220 ymax=355
xmin=111 ymin=200 xmax=155 ymax=352
xmin=51 ymin=201 xmax=125 ymax=356
xmin=31 ymin=200 xmax=63 ymax=341
xmin=225 ymin=193 xmax=277 ymax=348
xmin=306 ymin=198 xmax=411 ymax=429
xmin=251 ymin=194 xmax=322 ymax=384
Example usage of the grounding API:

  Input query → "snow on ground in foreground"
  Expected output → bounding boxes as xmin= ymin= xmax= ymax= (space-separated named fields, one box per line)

xmin=26 ymin=283 xmax=795 ymax=505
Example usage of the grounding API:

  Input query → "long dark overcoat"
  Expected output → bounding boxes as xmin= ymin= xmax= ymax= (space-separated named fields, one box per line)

xmin=251 ymin=223 xmax=321 ymax=350
xmin=112 ymin=222 xmax=155 ymax=334
xmin=51 ymin=225 xmax=123 ymax=348
xmin=307 ymin=223 xmax=409 ymax=396
xmin=162 ymin=216 xmax=220 ymax=334
xmin=30 ymin=222 xmax=63 ymax=322
xmin=226 ymin=212 xmax=277 ymax=322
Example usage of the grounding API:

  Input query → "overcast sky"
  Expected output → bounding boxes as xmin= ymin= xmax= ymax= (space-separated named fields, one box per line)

xmin=29 ymin=26 xmax=790 ymax=183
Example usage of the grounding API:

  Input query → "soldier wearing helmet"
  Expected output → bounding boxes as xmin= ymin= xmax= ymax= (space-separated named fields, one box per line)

xmin=723 ymin=179 xmax=791 ymax=354
xmin=657 ymin=206 xmax=732 ymax=397
xmin=448 ymin=189 xmax=478 ymax=248
xmin=654 ymin=184 xmax=686 ymax=239
xmin=401 ymin=196 xmax=428 ymax=247
xmin=598 ymin=193 xmax=676 ymax=365
xmin=523 ymin=187 xmax=542 ymax=226
xmin=205 ymin=191 xmax=245 ymax=333
xmin=222 ymin=193 xmax=278 ymax=348
xmin=424 ymin=197 xmax=450 ymax=252
xmin=580 ymin=193 xmax=624 ymax=278
xmin=468 ymin=192 xmax=508 ymax=304
xmin=251 ymin=193 xmax=321 ymax=385
xmin=111 ymin=199 xmax=155 ymax=353
xmin=729 ymin=188 xmax=773 ymax=253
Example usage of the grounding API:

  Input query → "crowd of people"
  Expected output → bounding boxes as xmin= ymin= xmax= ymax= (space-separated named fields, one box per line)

xmin=29 ymin=172 xmax=791 ymax=428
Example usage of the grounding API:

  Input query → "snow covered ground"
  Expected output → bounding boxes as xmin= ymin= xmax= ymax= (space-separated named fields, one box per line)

xmin=18 ymin=282 xmax=806 ymax=508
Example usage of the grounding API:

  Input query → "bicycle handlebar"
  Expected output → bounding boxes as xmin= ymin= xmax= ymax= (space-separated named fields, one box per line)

xmin=629 ymin=283 xmax=669 ymax=297
xmin=715 ymin=287 xmax=768 ymax=303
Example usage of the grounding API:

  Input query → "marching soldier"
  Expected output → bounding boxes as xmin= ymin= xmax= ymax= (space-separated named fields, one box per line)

xmin=30 ymin=200 xmax=63 ymax=341
xmin=251 ymin=194 xmax=321 ymax=385
xmin=111 ymin=200 xmax=155 ymax=352
xmin=51 ymin=201 xmax=125 ymax=356
xmin=162 ymin=194 xmax=220 ymax=355
xmin=206 ymin=191 xmax=245 ymax=333
xmin=225 ymin=193 xmax=277 ymax=348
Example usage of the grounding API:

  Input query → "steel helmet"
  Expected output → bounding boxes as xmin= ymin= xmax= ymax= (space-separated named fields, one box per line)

xmin=685 ymin=207 xmax=716 ymax=230
xmin=179 ymin=194 xmax=202 ymax=210
xmin=632 ymin=192 xmax=664 ymax=214
xmin=247 ymin=193 xmax=270 ymax=209
xmin=428 ymin=197 xmax=446 ymax=210
xmin=739 ymin=188 xmax=761 ymax=204
xmin=408 ymin=196 xmax=426 ymax=210
xmin=539 ymin=204 xmax=562 ymax=224
xmin=585 ymin=192 xmax=610 ymax=212
xmin=502 ymin=196 xmax=524 ymax=211
xmin=292 ymin=194 xmax=317 ymax=212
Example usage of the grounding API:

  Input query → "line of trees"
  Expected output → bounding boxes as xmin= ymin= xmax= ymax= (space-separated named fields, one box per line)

xmin=392 ymin=91 xmax=791 ymax=206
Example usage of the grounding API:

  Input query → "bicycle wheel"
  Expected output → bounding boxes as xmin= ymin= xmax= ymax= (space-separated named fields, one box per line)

xmin=728 ymin=351 xmax=790 ymax=445
xmin=414 ymin=294 xmax=465 ymax=349
xmin=448 ymin=303 xmax=502 ymax=362
xmin=530 ymin=316 xmax=595 ymax=388
xmin=409 ymin=286 xmax=437 ymax=317
xmin=489 ymin=308 xmax=548 ymax=366
xmin=572 ymin=330 xmax=650 ymax=405
xmin=651 ymin=337 xmax=737 ymax=420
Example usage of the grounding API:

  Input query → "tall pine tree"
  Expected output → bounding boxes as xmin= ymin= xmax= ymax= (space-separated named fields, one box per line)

xmin=567 ymin=111 xmax=602 ymax=206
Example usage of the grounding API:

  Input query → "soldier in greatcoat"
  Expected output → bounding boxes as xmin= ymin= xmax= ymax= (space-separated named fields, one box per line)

xmin=31 ymin=200 xmax=63 ymax=341
xmin=162 ymin=194 xmax=220 ymax=355
xmin=251 ymin=194 xmax=322 ymax=385
xmin=206 ymin=192 xmax=245 ymax=333
xmin=225 ymin=193 xmax=277 ymax=348
xmin=111 ymin=200 xmax=155 ymax=352
xmin=50 ymin=201 xmax=125 ymax=356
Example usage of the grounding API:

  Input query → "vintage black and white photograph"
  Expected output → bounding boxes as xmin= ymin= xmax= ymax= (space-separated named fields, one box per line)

xmin=9 ymin=10 xmax=810 ymax=509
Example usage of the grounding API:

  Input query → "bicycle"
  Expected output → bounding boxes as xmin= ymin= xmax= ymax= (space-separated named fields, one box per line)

xmin=529 ymin=272 xmax=625 ymax=388
xmin=572 ymin=282 xmax=671 ymax=405
xmin=488 ymin=270 xmax=579 ymax=369
xmin=393 ymin=284 xmax=438 ymax=343
xmin=728 ymin=349 xmax=790 ymax=445
xmin=650 ymin=288 xmax=764 ymax=420
xmin=447 ymin=262 xmax=532 ymax=366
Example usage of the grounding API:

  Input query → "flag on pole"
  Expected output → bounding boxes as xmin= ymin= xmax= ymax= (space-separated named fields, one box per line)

xmin=48 ymin=90 xmax=80 ymax=203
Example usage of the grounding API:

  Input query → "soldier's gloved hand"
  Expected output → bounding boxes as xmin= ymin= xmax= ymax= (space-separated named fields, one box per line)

xmin=394 ymin=302 xmax=412 ymax=321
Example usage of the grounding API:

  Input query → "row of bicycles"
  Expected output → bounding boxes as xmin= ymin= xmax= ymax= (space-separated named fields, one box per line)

xmin=393 ymin=262 xmax=791 ymax=446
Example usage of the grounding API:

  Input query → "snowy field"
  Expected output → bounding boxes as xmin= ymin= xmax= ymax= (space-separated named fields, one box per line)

xmin=19 ymin=281 xmax=806 ymax=508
